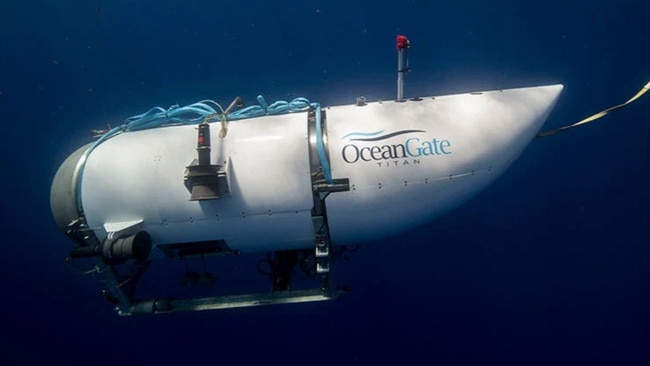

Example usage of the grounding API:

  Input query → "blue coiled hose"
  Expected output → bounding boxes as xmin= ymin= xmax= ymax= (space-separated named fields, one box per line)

xmin=76 ymin=95 xmax=332 ymax=213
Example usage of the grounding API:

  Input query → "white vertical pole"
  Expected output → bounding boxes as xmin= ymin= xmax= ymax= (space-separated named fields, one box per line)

xmin=396 ymin=35 xmax=409 ymax=102
xmin=397 ymin=49 xmax=404 ymax=102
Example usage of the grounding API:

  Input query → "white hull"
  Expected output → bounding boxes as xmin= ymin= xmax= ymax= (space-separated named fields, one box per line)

xmin=52 ymin=85 xmax=562 ymax=256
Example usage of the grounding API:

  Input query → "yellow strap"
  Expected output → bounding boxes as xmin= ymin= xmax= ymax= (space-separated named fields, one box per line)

xmin=537 ymin=81 xmax=650 ymax=138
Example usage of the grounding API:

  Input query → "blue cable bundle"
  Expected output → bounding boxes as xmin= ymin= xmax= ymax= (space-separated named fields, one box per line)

xmin=82 ymin=94 xmax=331 ymax=184
xmin=228 ymin=96 xmax=313 ymax=120
xmin=92 ymin=100 xmax=221 ymax=147
xmin=124 ymin=101 xmax=220 ymax=129
xmin=91 ymin=95 xmax=314 ymax=149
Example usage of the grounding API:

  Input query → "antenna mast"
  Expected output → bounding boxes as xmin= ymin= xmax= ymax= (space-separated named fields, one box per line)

xmin=396 ymin=35 xmax=411 ymax=102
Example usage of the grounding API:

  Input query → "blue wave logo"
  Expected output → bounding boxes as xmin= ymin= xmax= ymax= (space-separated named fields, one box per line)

xmin=342 ymin=129 xmax=426 ymax=142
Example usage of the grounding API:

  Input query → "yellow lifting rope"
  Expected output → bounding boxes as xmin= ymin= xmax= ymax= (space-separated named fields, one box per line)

xmin=537 ymin=81 xmax=650 ymax=138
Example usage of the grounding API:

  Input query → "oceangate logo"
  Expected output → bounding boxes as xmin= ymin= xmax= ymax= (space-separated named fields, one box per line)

xmin=341 ymin=129 xmax=452 ymax=167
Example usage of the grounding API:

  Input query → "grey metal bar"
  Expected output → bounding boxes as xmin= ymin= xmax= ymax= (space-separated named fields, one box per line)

xmin=124 ymin=288 xmax=343 ymax=315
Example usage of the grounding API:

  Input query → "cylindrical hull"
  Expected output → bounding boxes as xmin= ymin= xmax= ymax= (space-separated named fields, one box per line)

xmin=51 ymin=85 xmax=563 ymax=255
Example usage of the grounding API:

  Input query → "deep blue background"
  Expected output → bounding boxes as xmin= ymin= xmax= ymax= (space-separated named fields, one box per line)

xmin=1 ymin=1 xmax=649 ymax=365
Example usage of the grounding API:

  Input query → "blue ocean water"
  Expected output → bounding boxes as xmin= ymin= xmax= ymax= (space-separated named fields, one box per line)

xmin=1 ymin=0 xmax=649 ymax=365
